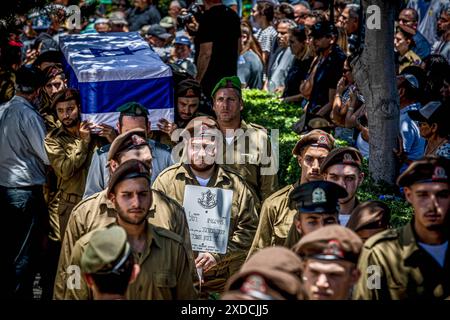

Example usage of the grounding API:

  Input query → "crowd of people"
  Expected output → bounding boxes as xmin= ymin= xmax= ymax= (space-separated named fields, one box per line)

xmin=0 ymin=0 xmax=449 ymax=301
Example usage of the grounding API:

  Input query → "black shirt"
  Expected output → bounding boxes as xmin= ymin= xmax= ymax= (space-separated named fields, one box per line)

xmin=194 ymin=5 xmax=241 ymax=97
xmin=282 ymin=56 xmax=313 ymax=98
xmin=127 ymin=5 xmax=161 ymax=32
xmin=309 ymin=44 xmax=346 ymax=112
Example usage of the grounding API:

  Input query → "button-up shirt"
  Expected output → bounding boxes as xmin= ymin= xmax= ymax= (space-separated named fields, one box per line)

xmin=0 ymin=95 xmax=49 ymax=187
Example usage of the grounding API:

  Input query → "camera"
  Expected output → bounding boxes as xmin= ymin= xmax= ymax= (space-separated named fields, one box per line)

xmin=177 ymin=4 xmax=203 ymax=28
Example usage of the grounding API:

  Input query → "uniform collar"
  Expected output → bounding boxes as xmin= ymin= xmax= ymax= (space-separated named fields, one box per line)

xmin=175 ymin=163 xmax=231 ymax=187
xmin=399 ymin=221 xmax=421 ymax=262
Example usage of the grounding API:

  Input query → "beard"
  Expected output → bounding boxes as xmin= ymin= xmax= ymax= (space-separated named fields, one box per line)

xmin=190 ymin=162 xmax=215 ymax=173
xmin=62 ymin=118 xmax=80 ymax=128
xmin=116 ymin=205 xmax=148 ymax=226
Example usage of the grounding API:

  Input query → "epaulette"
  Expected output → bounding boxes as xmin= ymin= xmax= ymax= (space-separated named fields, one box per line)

xmin=248 ymin=122 xmax=268 ymax=133
xmin=153 ymin=225 xmax=184 ymax=244
xmin=96 ymin=143 xmax=111 ymax=156
xmin=363 ymin=228 xmax=399 ymax=249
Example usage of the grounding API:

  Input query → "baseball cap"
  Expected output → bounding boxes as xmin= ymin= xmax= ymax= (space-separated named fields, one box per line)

xmin=147 ymin=24 xmax=172 ymax=40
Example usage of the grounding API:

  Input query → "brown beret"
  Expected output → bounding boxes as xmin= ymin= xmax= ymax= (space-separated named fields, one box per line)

xmin=320 ymin=147 xmax=363 ymax=173
xmin=293 ymin=225 xmax=363 ymax=264
xmin=107 ymin=159 xmax=151 ymax=195
xmin=292 ymin=129 xmax=335 ymax=156
xmin=397 ymin=156 xmax=450 ymax=187
xmin=107 ymin=128 xmax=150 ymax=162
xmin=224 ymin=247 xmax=305 ymax=300
xmin=176 ymin=79 xmax=201 ymax=98
xmin=346 ymin=201 xmax=390 ymax=232
xmin=181 ymin=116 xmax=220 ymax=138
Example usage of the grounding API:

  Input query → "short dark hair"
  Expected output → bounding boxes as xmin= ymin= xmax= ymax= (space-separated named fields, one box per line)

xmin=89 ymin=251 xmax=135 ymax=295
xmin=51 ymin=88 xmax=81 ymax=113
xmin=118 ymin=113 xmax=149 ymax=129
xmin=257 ymin=2 xmax=275 ymax=22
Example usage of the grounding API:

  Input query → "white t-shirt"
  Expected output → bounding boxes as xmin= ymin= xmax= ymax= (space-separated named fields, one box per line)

xmin=418 ymin=241 xmax=448 ymax=268
xmin=195 ymin=176 xmax=211 ymax=187
xmin=225 ymin=136 xmax=234 ymax=145
xmin=339 ymin=214 xmax=351 ymax=227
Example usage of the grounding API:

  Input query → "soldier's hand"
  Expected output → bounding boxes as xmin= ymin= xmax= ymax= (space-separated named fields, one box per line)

xmin=79 ymin=121 xmax=92 ymax=143
xmin=157 ymin=118 xmax=177 ymax=135
xmin=97 ymin=123 xmax=117 ymax=143
xmin=195 ymin=252 xmax=217 ymax=273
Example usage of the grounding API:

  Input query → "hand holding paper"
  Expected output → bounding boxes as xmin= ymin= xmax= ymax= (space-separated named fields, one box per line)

xmin=195 ymin=252 xmax=217 ymax=273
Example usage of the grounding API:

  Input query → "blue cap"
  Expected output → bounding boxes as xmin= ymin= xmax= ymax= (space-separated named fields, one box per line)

xmin=174 ymin=35 xmax=191 ymax=46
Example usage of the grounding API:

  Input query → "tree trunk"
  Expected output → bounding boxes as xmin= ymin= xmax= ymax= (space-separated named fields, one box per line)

xmin=351 ymin=0 xmax=400 ymax=185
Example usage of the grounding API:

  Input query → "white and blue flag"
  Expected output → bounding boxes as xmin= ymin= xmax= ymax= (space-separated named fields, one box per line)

xmin=59 ymin=32 xmax=174 ymax=129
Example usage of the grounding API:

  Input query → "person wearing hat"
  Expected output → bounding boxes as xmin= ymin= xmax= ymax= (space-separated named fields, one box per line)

xmin=109 ymin=11 xmax=129 ymax=32
xmin=170 ymin=35 xmax=197 ymax=78
xmin=394 ymin=73 xmax=425 ymax=174
xmin=194 ymin=0 xmax=241 ymax=98
xmin=54 ymin=130 xmax=187 ymax=299
xmin=145 ymin=24 xmax=172 ymax=63
xmin=212 ymin=75 xmax=278 ymax=206
xmin=0 ymin=65 xmax=50 ymax=299
xmin=83 ymin=101 xmax=172 ymax=199
xmin=222 ymin=247 xmax=306 ymax=300
xmin=293 ymin=225 xmax=363 ymax=300
xmin=248 ymin=129 xmax=334 ymax=257
xmin=44 ymin=88 xmax=99 ymax=240
xmin=160 ymin=16 xmax=177 ymax=38
xmin=408 ymin=101 xmax=450 ymax=159
xmin=284 ymin=180 xmax=348 ymax=249
xmin=347 ymin=201 xmax=391 ymax=243
xmin=300 ymin=21 xmax=346 ymax=116
xmin=94 ymin=18 xmax=112 ymax=33
xmin=320 ymin=147 xmax=365 ymax=226
xmin=153 ymin=116 xmax=259 ymax=298
xmin=81 ymin=226 xmax=140 ymax=300
xmin=65 ymin=159 xmax=197 ymax=299
xmin=155 ymin=79 xmax=204 ymax=144
xmin=354 ymin=156 xmax=450 ymax=300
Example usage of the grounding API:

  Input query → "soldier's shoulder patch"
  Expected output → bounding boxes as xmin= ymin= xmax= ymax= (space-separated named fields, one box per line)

xmin=96 ymin=143 xmax=111 ymax=155
xmin=153 ymin=225 xmax=184 ymax=244
xmin=363 ymin=228 xmax=399 ymax=249
xmin=248 ymin=122 xmax=268 ymax=133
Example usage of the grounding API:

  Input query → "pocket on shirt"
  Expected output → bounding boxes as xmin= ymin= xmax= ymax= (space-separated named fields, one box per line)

xmin=154 ymin=272 xmax=176 ymax=288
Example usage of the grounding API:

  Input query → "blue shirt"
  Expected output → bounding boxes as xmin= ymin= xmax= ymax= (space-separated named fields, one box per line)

xmin=83 ymin=139 xmax=173 ymax=199
xmin=400 ymin=102 xmax=426 ymax=172
xmin=0 ymin=96 xmax=50 ymax=187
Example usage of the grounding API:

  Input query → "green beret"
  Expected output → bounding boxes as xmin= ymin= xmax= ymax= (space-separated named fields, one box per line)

xmin=211 ymin=76 xmax=242 ymax=98
xmin=116 ymin=102 xmax=149 ymax=116
xmin=81 ymin=226 xmax=131 ymax=274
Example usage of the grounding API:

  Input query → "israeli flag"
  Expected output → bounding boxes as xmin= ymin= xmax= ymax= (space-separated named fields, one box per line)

xmin=59 ymin=32 xmax=174 ymax=129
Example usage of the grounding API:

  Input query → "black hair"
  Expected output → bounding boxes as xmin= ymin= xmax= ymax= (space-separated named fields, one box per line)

xmin=257 ymin=2 xmax=275 ymax=22
xmin=118 ymin=113 xmax=149 ymax=129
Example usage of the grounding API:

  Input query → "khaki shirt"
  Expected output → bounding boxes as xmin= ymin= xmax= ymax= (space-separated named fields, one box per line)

xmin=44 ymin=127 xmax=93 ymax=197
xmin=247 ymin=182 xmax=300 ymax=258
xmin=353 ymin=222 xmax=450 ymax=300
xmin=152 ymin=163 xmax=259 ymax=274
xmin=53 ymin=189 xmax=192 ymax=299
xmin=65 ymin=223 xmax=197 ymax=300
xmin=222 ymin=120 xmax=278 ymax=204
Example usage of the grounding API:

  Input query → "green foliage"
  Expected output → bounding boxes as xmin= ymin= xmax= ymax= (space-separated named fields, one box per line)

xmin=242 ymin=89 xmax=302 ymax=186
xmin=242 ymin=89 xmax=413 ymax=228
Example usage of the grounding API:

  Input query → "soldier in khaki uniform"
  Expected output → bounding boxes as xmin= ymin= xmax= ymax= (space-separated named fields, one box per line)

xmin=347 ymin=201 xmax=391 ymax=243
xmin=44 ymin=88 xmax=96 ymax=240
xmin=354 ymin=156 xmax=450 ymax=300
xmin=284 ymin=180 xmax=347 ymax=248
xmin=66 ymin=160 xmax=197 ymax=299
xmin=211 ymin=76 xmax=278 ymax=205
xmin=81 ymin=226 xmax=140 ymax=300
xmin=248 ymin=130 xmax=334 ymax=257
xmin=153 ymin=116 xmax=259 ymax=297
xmin=222 ymin=247 xmax=306 ymax=300
xmin=293 ymin=225 xmax=363 ymax=300
xmin=320 ymin=147 xmax=365 ymax=226
xmin=53 ymin=129 xmax=192 ymax=299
